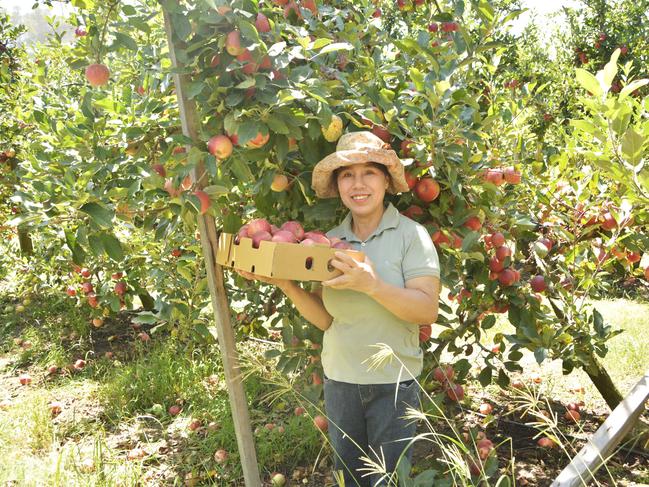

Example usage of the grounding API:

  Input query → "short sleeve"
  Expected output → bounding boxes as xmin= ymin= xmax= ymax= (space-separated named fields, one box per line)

xmin=402 ymin=224 xmax=441 ymax=281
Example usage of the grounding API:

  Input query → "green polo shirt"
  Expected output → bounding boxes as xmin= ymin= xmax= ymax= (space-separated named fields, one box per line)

xmin=320 ymin=203 xmax=440 ymax=384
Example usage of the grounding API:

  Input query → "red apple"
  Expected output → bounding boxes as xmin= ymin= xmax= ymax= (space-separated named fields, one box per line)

xmin=247 ymin=132 xmax=270 ymax=149
xmin=81 ymin=282 xmax=94 ymax=294
xmin=279 ymin=221 xmax=304 ymax=240
xmin=433 ymin=365 xmax=454 ymax=383
xmin=301 ymin=232 xmax=330 ymax=246
xmin=463 ymin=216 xmax=482 ymax=231
xmin=193 ymin=190 xmax=211 ymax=215
xmin=600 ymin=212 xmax=617 ymax=230
xmin=530 ymin=275 xmax=546 ymax=293
xmin=537 ymin=437 xmax=555 ymax=448
xmin=92 ymin=318 xmax=104 ymax=328
xmin=489 ymin=256 xmax=505 ymax=273
xmin=251 ymin=230 xmax=272 ymax=248
xmin=50 ymin=401 xmax=63 ymax=416
xmin=73 ymin=359 xmax=86 ymax=370
xmin=419 ymin=324 xmax=432 ymax=342
xmin=538 ymin=237 xmax=553 ymax=251
xmin=294 ymin=406 xmax=306 ymax=416
xmin=151 ymin=163 xmax=166 ymax=177
xmin=271 ymin=230 xmax=297 ymax=243
xmin=85 ymin=63 xmax=110 ymax=87
xmin=490 ymin=232 xmax=505 ymax=248
xmin=479 ymin=403 xmax=493 ymax=415
xmin=332 ymin=240 xmax=353 ymax=250
xmin=138 ymin=331 xmax=150 ymax=342
xmin=313 ymin=415 xmax=328 ymax=432
xmin=236 ymin=50 xmax=259 ymax=75
xmin=271 ymin=174 xmax=289 ymax=192
xmin=114 ymin=281 xmax=127 ymax=296
xmin=271 ymin=472 xmax=286 ymax=487
xmin=498 ymin=269 xmax=516 ymax=286
xmin=66 ymin=286 xmax=77 ymax=297
xmin=247 ymin=219 xmax=272 ymax=236
xmin=564 ymin=409 xmax=581 ymax=423
xmin=255 ymin=13 xmax=271 ymax=33
xmin=371 ymin=125 xmax=391 ymax=143
xmin=80 ymin=268 xmax=92 ymax=278
xmin=19 ymin=373 xmax=32 ymax=385
xmin=213 ymin=449 xmax=228 ymax=464
xmin=87 ymin=294 xmax=98 ymax=308
xmin=168 ymin=405 xmax=182 ymax=416
xmin=445 ymin=383 xmax=464 ymax=402
xmin=405 ymin=172 xmax=418 ymax=190
xmin=414 ymin=178 xmax=440 ymax=202
xmin=441 ymin=21 xmax=459 ymax=32
xmin=566 ymin=402 xmax=581 ymax=412
xmin=47 ymin=365 xmax=58 ymax=375
xmin=402 ymin=205 xmax=424 ymax=220
xmin=207 ymin=135 xmax=233 ymax=160
xmin=503 ymin=166 xmax=521 ymax=184
xmin=484 ymin=168 xmax=504 ymax=186
xmin=495 ymin=245 xmax=511 ymax=261
xmin=225 ymin=31 xmax=245 ymax=56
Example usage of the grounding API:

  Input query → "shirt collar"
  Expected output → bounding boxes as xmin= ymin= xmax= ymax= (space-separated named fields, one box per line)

xmin=338 ymin=203 xmax=400 ymax=243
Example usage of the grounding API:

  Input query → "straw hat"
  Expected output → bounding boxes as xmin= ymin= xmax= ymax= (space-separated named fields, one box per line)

xmin=311 ymin=131 xmax=409 ymax=199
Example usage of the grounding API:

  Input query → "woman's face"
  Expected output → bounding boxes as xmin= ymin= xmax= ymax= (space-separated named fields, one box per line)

xmin=336 ymin=162 xmax=389 ymax=218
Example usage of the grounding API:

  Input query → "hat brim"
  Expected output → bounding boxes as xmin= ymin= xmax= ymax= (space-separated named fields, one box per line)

xmin=311 ymin=148 xmax=410 ymax=198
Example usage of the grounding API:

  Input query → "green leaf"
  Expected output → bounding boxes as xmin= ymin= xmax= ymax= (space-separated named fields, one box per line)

xmin=478 ymin=366 xmax=492 ymax=387
xmin=266 ymin=115 xmax=290 ymax=134
xmin=570 ymin=119 xmax=599 ymax=135
xmin=575 ymin=69 xmax=603 ymax=97
xmin=239 ymin=20 xmax=260 ymax=44
xmin=621 ymin=128 xmax=645 ymax=164
xmin=534 ymin=347 xmax=547 ymax=364
xmin=593 ymin=309 xmax=605 ymax=337
xmin=101 ymin=233 xmax=124 ymax=261
xmin=316 ymin=42 xmax=353 ymax=56
xmin=79 ymin=202 xmax=114 ymax=227
xmin=598 ymin=49 xmax=619 ymax=90
xmin=229 ymin=158 xmax=254 ymax=182
xmin=171 ymin=13 xmax=192 ymax=41
xmin=619 ymin=79 xmax=649 ymax=100
xmin=88 ymin=234 xmax=104 ymax=256
xmin=133 ymin=312 xmax=159 ymax=324
xmin=113 ymin=32 xmax=138 ymax=52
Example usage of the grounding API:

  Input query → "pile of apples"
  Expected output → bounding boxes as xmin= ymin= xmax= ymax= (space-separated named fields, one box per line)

xmin=236 ymin=218 xmax=352 ymax=250
xmin=484 ymin=232 xmax=521 ymax=287
xmin=432 ymin=364 xmax=465 ymax=403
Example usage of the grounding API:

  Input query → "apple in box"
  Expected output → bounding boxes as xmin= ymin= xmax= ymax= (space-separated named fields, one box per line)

xmin=301 ymin=231 xmax=330 ymax=246
xmin=280 ymin=221 xmax=305 ymax=241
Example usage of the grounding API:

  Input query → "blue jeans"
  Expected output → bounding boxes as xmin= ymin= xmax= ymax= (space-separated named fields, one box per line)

xmin=323 ymin=376 xmax=420 ymax=487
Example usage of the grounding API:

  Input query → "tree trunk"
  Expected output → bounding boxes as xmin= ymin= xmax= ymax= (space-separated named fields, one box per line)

xmin=18 ymin=228 xmax=33 ymax=255
xmin=585 ymin=354 xmax=624 ymax=410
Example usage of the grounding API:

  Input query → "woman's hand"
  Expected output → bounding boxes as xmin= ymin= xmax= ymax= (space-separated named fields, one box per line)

xmin=321 ymin=252 xmax=381 ymax=295
xmin=235 ymin=269 xmax=293 ymax=291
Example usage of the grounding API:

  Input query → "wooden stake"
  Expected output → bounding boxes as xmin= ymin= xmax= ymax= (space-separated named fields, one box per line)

xmin=551 ymin=370 xmax=649 ymax=487
xmin=161 ymin=9 xmax=261 ymax=486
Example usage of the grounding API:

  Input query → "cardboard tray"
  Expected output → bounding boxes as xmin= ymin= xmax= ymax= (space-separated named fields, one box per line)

xmin=215 ymin=232 xmax=364 ymax=281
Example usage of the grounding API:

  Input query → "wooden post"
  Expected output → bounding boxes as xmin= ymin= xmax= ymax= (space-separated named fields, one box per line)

xmin=551 ymin=369 xmax=649 ymax=487
xmin=161 ymin=9 xmax=261 ymax=486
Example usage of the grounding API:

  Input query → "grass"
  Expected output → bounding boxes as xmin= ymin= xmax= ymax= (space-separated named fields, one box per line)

xmin=1 ymin=291 xmax=648 ymax=486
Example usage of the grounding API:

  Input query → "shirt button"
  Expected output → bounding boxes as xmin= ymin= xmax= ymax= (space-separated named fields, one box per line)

xmin=361 ymin=242 xmax=366 ymax=247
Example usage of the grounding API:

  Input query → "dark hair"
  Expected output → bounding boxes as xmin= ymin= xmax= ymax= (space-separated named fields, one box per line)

xmin=333 ymin=162 xmax=390 ymax=182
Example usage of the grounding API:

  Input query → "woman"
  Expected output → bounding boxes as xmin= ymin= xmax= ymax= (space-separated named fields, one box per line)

xmin=237 ymin=131 xmax=440 ymax=486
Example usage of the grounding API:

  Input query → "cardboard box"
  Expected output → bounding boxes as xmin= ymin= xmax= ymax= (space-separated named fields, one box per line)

xmin=215 ymin=232 xmax=364 ymax=281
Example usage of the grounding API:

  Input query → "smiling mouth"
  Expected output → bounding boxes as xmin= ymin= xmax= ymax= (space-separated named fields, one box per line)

xmin=351 ymin=194 xmax=370 ymax=201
